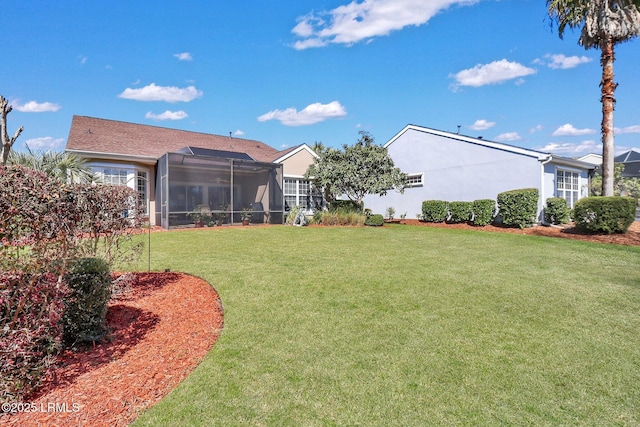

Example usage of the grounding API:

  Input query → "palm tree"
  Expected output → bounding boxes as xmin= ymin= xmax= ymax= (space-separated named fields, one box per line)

xmin=547 ymin=0 xmax=640 ymax=196
xmin=9 ymin=147 xmax=96 ymax=183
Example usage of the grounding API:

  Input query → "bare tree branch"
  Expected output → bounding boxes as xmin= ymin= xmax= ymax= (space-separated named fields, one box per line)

xmin=1 ymin=95 xmax=24 ymax=165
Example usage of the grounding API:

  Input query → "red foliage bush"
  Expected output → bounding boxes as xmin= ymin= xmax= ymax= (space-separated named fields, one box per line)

xmin=0 ymin=272 xmax=67 ymax=403
xmin=0 ymin=165 xmax=143 ymax=403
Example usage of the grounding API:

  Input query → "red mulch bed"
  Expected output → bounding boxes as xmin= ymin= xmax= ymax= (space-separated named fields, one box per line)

xmin=1 ymin=272 xmax=223 ymax=427
xmin=398 ymin=219 xmax=640 ymax=247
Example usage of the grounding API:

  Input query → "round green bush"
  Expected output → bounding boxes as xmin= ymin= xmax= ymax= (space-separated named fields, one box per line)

xmin=422 ymin=200 xmax=449 ymax=222
xmin=497 ymin=188 xmax=539 ymax=229
xmin=545 ymin=197 xmax=570 ymax=225
xmin=471 ymin=199 xmax=496 ymax=226
xmin=63 ymin=257 xmax=112 ymax=345
xmin=448 ymin=201 xmax=473 ymax=223
xmin=365 ymin=213 xmax=384 ymax=226
xmin=573 ymin=196 xmax=636 ymax=234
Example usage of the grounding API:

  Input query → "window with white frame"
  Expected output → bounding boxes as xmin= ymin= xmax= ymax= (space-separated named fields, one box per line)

xmin=284 ymin=178 xmax=322 ymax=210
xmin=556 ymin=169 xmax=580 ymax=208
xmin=405 ymin=173 xmax=424 ymax=187
xmin=93 ymin=166 xmax=149 ymax=215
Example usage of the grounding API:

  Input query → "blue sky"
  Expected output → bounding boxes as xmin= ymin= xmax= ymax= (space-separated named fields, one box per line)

xmin=3 ymin=0 xmax=640 ymax=157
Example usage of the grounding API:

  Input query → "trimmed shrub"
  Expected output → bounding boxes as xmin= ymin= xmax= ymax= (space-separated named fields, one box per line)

xmin=1 ymin=272 xmax=67 ymax=404
xmin=572 ymin=196 xmax=636 ymax=234
xmin=63 ymin=257 xmax=112 ymax=345
xmin=497 ymin=188 xmax=539 ymax=229
xmin=545 ymin=197 xmax=571 ymax=225
xmin=422 ymin=200 xmax=449 ymax=223
xmin=448 ymin=201 xmax=473 ymax=223
xmin=329 ymin=200 xmax=361 ymax=213
xmin=471 ymin=199 xmax=496 ymax=226
xmin=365 ymin=214 xmax=384 ymax=226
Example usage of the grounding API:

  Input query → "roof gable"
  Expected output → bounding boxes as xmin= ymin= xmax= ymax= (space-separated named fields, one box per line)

xmin=65 ymin=116 xmax=279 ymax=162
xmin=385 ymin=124 xmax=550 ymax=160
xmin=385 ymin=124 xmax=594 ymax=170
xmin=270 ymin=144 xmax=319 ymax=163
xmin=615 ymin=148 xmax=640 ymax=163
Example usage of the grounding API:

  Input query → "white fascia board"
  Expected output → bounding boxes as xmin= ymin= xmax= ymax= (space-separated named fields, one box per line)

xmin=65 ymin=149 xmax=158 ymax=165
xmin=272 ymin=144 xmax=319 ymax=164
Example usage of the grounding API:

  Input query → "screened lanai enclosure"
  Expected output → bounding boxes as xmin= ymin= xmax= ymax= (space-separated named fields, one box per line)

xmin=156 ymin=147 xmax=284 ymax=229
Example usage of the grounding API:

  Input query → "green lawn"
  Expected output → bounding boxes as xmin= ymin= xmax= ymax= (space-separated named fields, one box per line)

xmin=128 ymin=225 xmax=640 ymax=426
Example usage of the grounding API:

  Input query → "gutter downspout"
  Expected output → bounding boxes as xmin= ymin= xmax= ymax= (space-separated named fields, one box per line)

xmin=540 ymin=155 xmax=553 ymax=225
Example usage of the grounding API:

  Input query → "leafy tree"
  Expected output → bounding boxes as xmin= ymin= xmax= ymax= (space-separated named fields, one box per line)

xmin=547 ymin=0 xmax=640 ymax=196
xmin=310 ymin=141 xmax=326 ymax=155
xmin=590 ymin=162 xmax=640 ymax=200
xmin=9 ymin=147 xmax=95 ymax=183
xmin=1 ymin=95 xmax=24 ymax=165
xmin=305 ymin=131 xmax=407 ymax=210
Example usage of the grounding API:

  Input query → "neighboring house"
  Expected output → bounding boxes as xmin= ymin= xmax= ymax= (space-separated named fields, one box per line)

xmin=578 ymin=153 xmax=602 ymax=171
xmin=65 ymin=116 xmax=317 ymax=228
xmin=615 ymin=148 xmax=640 ymax=178
xmin=363 ymin=124 xmax=596 ymax=221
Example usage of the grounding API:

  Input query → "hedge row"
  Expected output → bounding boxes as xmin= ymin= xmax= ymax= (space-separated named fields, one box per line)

xmin=421 ymin=199 xmax=496 ymax=226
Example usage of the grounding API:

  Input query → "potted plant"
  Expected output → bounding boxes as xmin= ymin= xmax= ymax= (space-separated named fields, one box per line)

xmin=241 ymin=208 xmax=253 ymax=226
xmin=187 ymin=209 xmax=203 ymax=227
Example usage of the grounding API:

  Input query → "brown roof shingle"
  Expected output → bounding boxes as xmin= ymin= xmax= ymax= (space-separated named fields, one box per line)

xmin=65 ymin=116 xmax=280 ymax=162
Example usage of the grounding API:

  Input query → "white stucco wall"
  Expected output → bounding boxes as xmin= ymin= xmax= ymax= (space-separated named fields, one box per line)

xmin=364 ymin=128 xmax=546 ymax=219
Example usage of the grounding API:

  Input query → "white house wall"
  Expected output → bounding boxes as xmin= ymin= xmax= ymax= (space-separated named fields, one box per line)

xmin=364 ymin=128 xmax=544 ymax=219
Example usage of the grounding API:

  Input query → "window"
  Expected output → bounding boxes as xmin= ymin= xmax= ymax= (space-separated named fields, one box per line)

xmin=102 ymin=168 xmax=128 ymax=185
xmin=557 ymin=169 xmax=579 ymax=208
xmin=93 ymin=165 xmax=149 ymax=215
xmin=284 ymin=178 xmax=323 ymax=210
xmin=406 ymin=173 xmax=424 ymax=187
xmin=136 ymin=171 xmax=149 ymax=215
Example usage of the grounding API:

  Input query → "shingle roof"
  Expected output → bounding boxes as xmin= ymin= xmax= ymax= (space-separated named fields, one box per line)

xmin=65 ymin=115 xmax=280 ymax=162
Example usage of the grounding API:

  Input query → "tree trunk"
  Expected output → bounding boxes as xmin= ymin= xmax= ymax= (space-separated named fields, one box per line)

xmin=1 ymin=95 xmax=24 ymax=165
xmin=600 ymin=36 xmax=616 ymax=197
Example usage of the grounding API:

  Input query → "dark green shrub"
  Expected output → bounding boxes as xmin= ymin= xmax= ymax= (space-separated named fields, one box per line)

xmin=545 ymin=197 xmax=571 ymax=225
xmin=365 ymin=214 xmax=384 ymax=226
xmin=471 ymin=199 xmax=496 ymax=226
xmin=448 ymin=201 xmax=473 ymax=223
xmin=422 ymin=200 xmax=449 ymax=223
xmin=572 ymin=196 xmax=636 ymax=234
xmin=329 ymin=200 xmax=361 ymax=212
xmin=63 ymin=257 xmax=112 ymax=345
xmin=496 ymin=188 xmax=539 ymax=229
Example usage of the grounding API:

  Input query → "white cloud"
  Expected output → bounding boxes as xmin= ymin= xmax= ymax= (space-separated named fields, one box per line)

xmin=78 ymin=55 xmax=88 ymax=65
xmin=450 ymin=59 xmax=536 ymax=89
xmin=552 ymin=123 xmax=596 ymax=137
xmin=174 ymin=52 xmax=193 ymax=61
xmin=25 ymin=137 xmax=65 ymax=150
xmin=258 ymin=101 xmax=347 ymax=126
xmin=494 ymin=132 xmax=522 ymax=142
xmin=14 ymin=100 xmax=61 ymax=113
xmin=145 ymin=110 xmax=188 ymax=121
xmin=529 ymin=124 xmax=544 ymax=134
xmin=615 ymin=125 xmax=640 ymax=134
xmin=539 ymin=53 xmax=592 ymax=70
xmin=292 ymin=0 xmax=479 ymax=50
xmin=468 ymin=119 xmax=495 ymax=131
xmin=118 ymin=83 xmax=203 ymax=103
xmin=234 ymin=129 xmax=245 ymax=136
xmin=536 ymin=140 xmax=601 ymax=156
